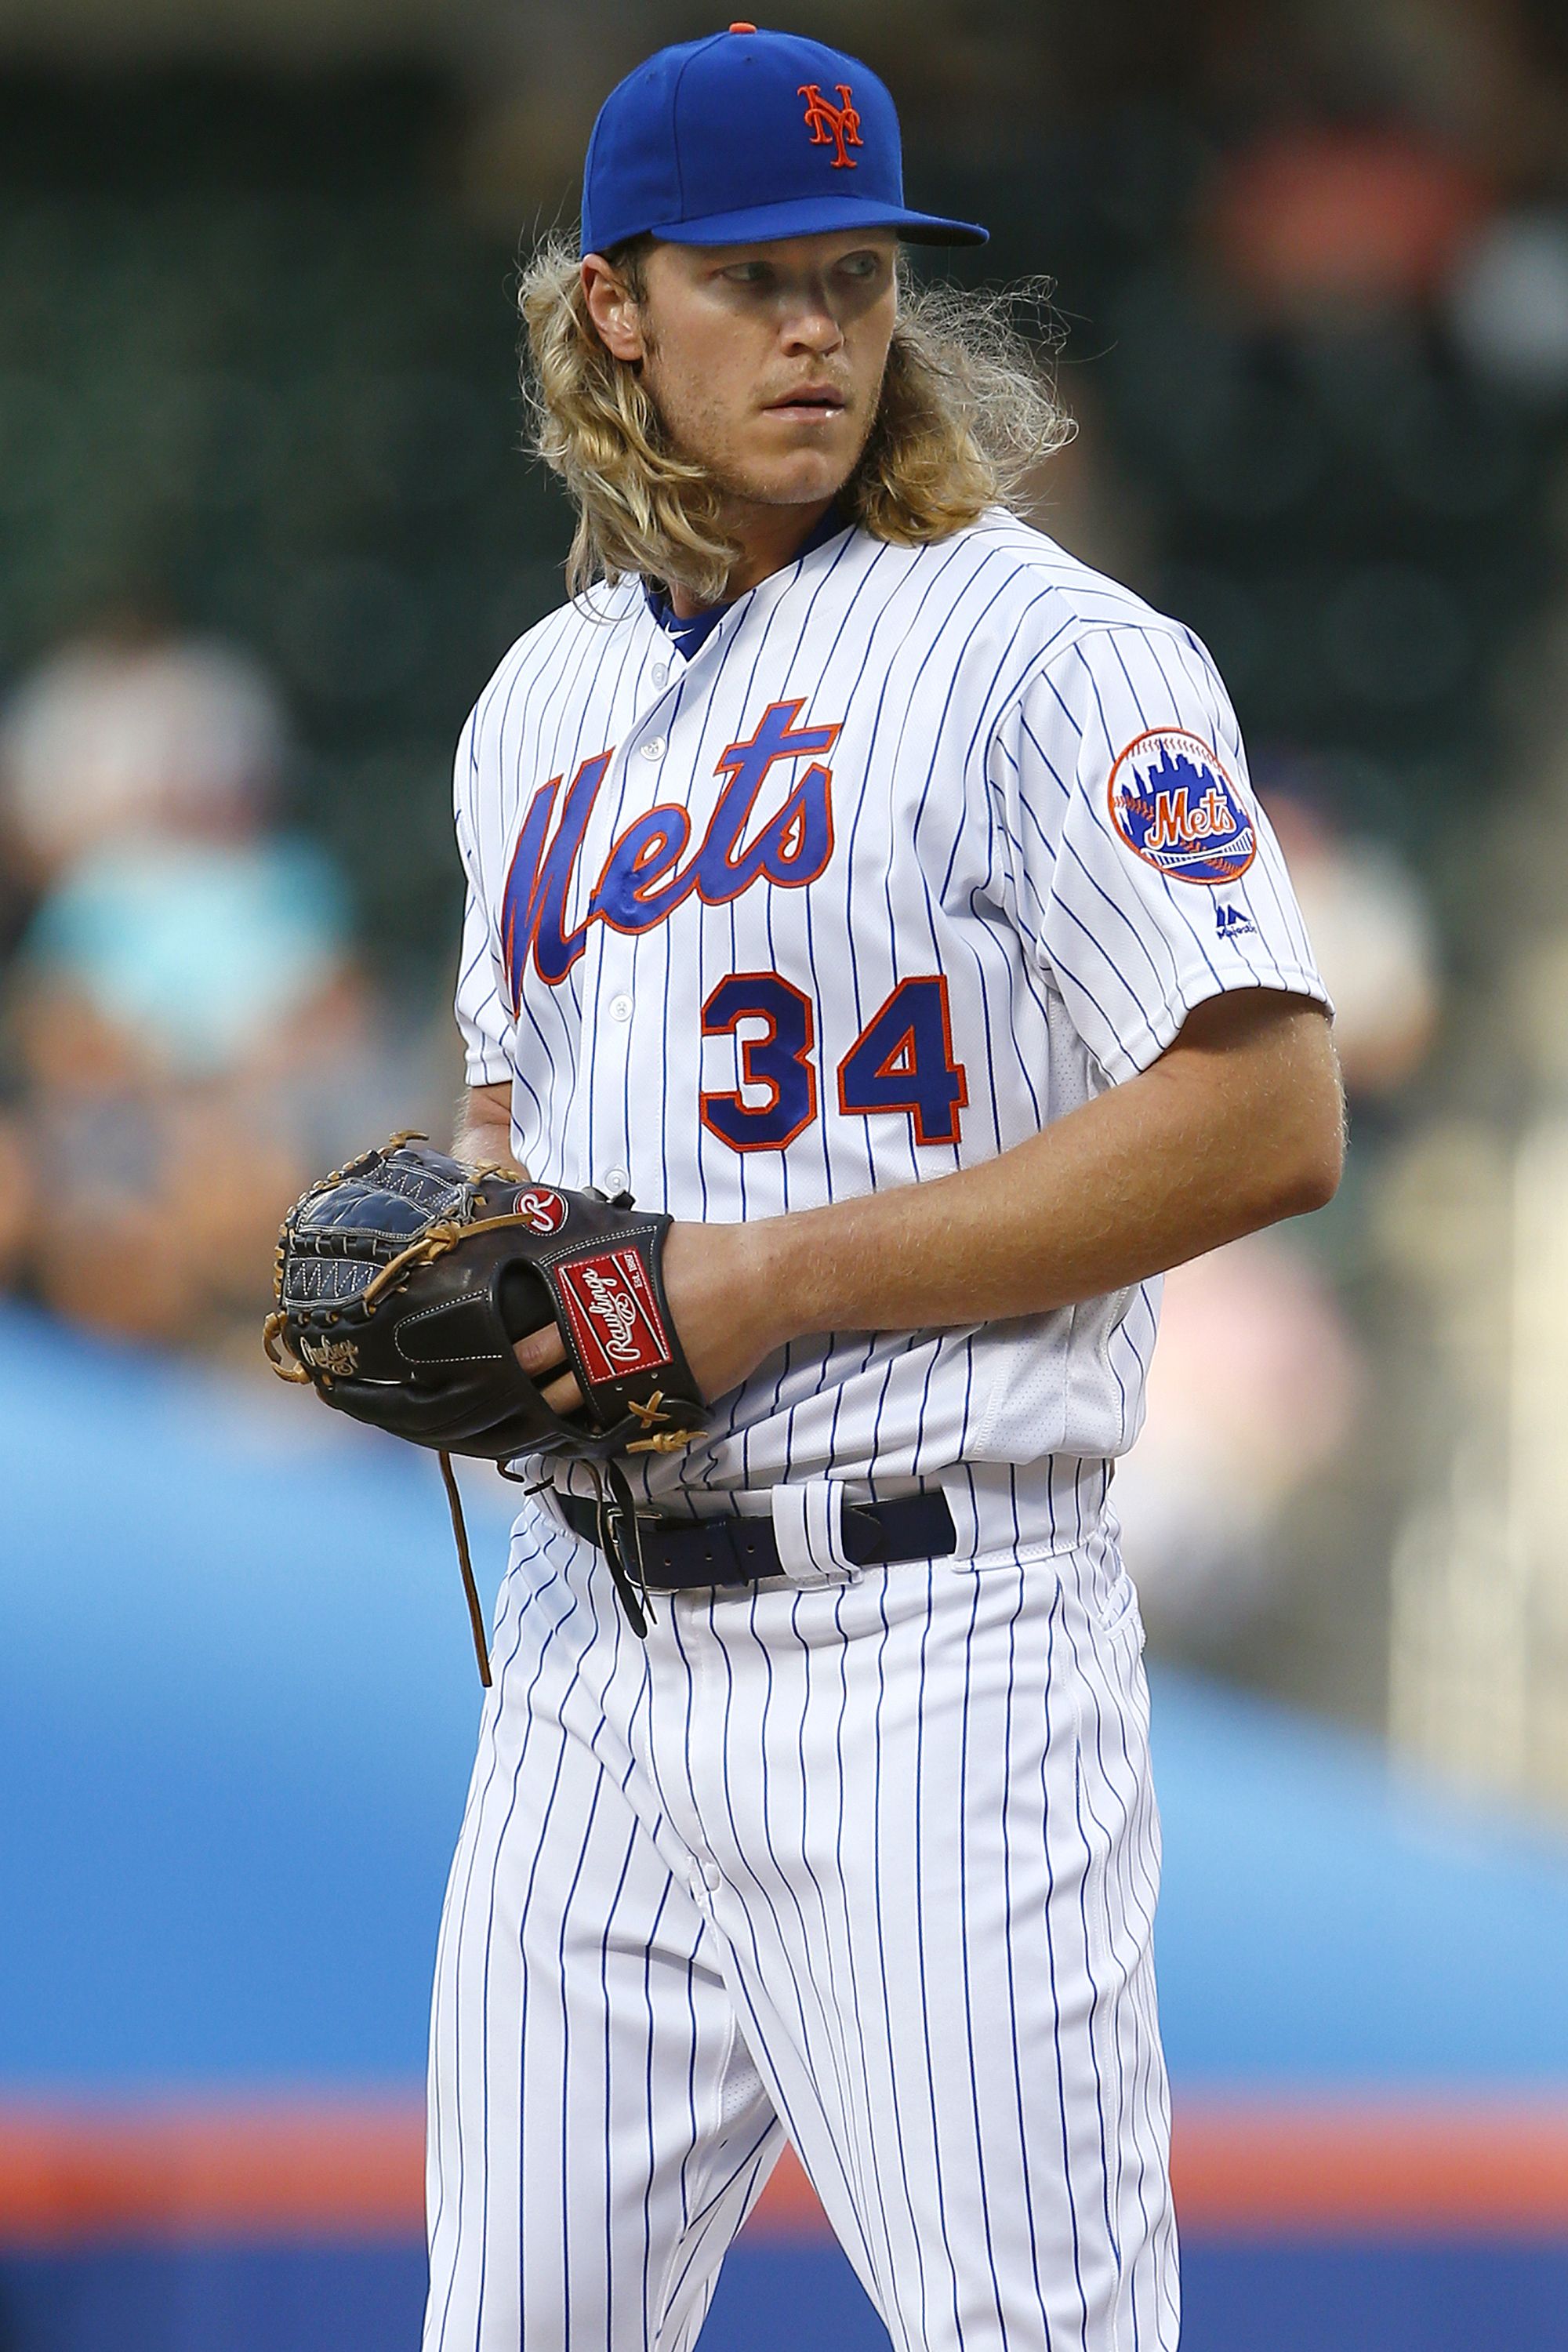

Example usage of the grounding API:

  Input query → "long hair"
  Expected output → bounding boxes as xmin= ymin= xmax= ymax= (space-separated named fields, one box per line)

xmin=518 ymin=234 xmax=1074 ymax=606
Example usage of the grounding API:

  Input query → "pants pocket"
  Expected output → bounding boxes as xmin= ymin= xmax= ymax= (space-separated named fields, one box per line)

xmin=1093 ymin=1563 xmax=1145 ymax=1649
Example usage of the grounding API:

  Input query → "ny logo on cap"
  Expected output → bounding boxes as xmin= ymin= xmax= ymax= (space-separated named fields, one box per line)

xmin=798 ymin=82 xmax=863 ymax=169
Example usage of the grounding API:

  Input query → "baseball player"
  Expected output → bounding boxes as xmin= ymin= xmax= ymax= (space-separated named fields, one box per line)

xmin=427 ymin=26 xmax=1341 ymax=2351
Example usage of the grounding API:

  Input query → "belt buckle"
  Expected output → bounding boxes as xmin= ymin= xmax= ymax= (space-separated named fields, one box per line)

xmin=593 ymin=1486 xmax=653 ymax=1639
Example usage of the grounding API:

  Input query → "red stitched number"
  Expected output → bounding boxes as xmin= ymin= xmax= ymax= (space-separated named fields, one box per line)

xmin=700 ymin=971 xmax=967 ymax=1152
xmin=836 ymin=976 xmax=969 ymax=1146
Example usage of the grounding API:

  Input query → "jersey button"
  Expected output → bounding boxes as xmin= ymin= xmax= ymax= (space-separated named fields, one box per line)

xmin=608 ymin=993 xmax=633 ymax=1022
xmin=640 ymin=735 xmax=666 ymax=759
xmin=650 ymin=662 xmax=669 ymax=687
xmin=701 ymin=1860 xmax=722 ymax=1893
xmin=604 ymin=1166 xmax=630 ymax=1194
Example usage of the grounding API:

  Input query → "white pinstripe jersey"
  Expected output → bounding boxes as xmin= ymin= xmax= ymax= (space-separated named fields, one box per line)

xmin=453 ymin=507 xmax=1327 ymax=1523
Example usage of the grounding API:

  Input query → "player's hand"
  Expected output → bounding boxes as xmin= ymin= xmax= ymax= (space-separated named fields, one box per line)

xmin=514 ymin=1217 xmax=787 ymax=1417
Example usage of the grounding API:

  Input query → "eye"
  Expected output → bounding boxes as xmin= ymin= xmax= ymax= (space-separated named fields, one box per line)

xmin=721 ymin=261 xmax=773 ymax=287
xmin=837 ymin=250 xmax=887 ymax=281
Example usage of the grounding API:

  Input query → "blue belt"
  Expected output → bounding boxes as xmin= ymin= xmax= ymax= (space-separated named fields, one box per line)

xmin=558 ymin=1489 xmax=957 ymax=1592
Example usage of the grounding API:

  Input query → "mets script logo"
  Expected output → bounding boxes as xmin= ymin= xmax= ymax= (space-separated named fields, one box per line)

xmin=1107 ymin=730 xmax=1257 ymax=886
xmin=799 ymin=82 xmax=862 ymax=169
xmin=501 ymin=699 xmax=839 ymax=1000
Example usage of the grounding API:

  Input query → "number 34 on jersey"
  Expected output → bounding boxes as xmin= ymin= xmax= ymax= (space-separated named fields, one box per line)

xmin=701 ymin=971 xmax=968 ymax=1154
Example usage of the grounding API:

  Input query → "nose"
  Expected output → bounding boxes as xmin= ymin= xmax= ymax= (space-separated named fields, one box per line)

xmin=779 ymin=275 xmax=846 ymax=354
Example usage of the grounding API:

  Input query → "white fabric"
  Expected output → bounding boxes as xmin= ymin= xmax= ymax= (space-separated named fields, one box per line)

xmin=452 ymin=510 xmax=1327 ymax=1526
xmin=768 ymin=1477 xmax=861 ymax=1587
xmin=424 ymin=1501 xmax=1176 ymax=2352
xmin=436 ymin=507 xmax=1327 ymax=2352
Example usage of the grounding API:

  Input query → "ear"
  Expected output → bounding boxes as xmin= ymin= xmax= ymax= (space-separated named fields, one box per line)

xmin=581 ymin=253 xmax=646 ymax=362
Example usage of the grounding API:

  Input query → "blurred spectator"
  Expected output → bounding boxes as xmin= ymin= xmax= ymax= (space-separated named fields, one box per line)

xmin=1265 ymin=787 xmax=1442 ymax=1098
xmin=0 ymin=601 xmax=287 ymax=882
xmin=1446 ymin=209 xmax=1568 ymax=402
xmin=1207 ymin=123 xmax=1490 ymax=317
xmin=20 ymin=834 xmax=350 ymax=1081
xmin=1115 ymin=1231 xmax=1363 ymax=1635
xmin=0 ymin=617 xmax=441 ymax=1357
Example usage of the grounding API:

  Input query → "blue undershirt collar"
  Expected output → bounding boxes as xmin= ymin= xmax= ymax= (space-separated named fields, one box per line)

xmin=642 ymin=502 xmax=849 ymax=659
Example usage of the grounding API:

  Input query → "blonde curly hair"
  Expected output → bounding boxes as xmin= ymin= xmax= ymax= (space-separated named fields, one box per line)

xmin=518 ymin=234 xmax=1073 ymax=606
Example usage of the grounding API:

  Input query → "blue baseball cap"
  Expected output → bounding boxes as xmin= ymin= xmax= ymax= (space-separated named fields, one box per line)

xmin=581 ymin=24 xmax=988 ymax=255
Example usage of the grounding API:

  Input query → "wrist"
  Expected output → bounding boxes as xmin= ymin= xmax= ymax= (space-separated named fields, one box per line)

xmin=453 ymin=1123 xmax=523 ymax=1176
xmin=744 ymin=1207 xmax=826 ymax=1352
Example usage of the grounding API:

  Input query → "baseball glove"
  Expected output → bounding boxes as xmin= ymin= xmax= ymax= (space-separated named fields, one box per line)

xmin=263 ymin=1135 xmax=706 ymax=1665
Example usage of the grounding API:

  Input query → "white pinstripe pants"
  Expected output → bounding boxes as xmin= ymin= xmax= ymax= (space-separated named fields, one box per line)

xmin=423 ymin=1496 xmax=1178 ymax=2352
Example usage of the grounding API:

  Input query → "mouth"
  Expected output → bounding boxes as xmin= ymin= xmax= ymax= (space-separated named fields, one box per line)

xmin=764 ymin=386 xmax=848 ymax=419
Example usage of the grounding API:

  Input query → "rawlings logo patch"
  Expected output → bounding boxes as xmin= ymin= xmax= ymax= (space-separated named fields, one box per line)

xmin=798 ymin=81 xmax=862 ymax=169
xmin=557 ymin=1249 xmax=673 ymax=1386
xmin=300 ymin=1334 xmax=360 ymax=1377
xmin=513 ymin=1187 xmax=568 ymax=1236
xmin=1107 ymin=730 xmax=1257 ymax=886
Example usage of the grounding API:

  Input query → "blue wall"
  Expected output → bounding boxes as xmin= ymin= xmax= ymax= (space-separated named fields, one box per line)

xmin=6 ymin=1305 xmax=1568 ymax=2350
xmin=2 ymin=2237 xmax=1564 ymax=2352
xmin=6 ymin=1303 xmax=1568 ymax=2091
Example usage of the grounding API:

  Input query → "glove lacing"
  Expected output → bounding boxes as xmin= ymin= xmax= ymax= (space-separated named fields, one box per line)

xmin=437 ymin=1452 xmax=495 ymax=1689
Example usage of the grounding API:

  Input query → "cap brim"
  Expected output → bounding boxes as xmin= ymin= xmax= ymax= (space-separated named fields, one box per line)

xmin=642 ymin=192 xmax=988 ymax=249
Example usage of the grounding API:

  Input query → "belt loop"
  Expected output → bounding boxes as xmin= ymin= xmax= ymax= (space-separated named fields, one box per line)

xmin=770 ymin=1481 xmax=862 ymax=1588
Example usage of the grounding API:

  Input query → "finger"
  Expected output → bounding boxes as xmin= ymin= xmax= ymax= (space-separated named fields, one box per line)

xmin=514 ymin=1326 xmax=568 ymax=1377
xmin=542 ymin=1371 xmax=585 ymax=1415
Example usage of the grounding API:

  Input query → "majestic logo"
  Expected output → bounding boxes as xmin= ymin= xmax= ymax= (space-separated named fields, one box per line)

xmin=1107 ymin=730 xmax=1257 ymax=886
xmin=1214 ymin=902 xmax=1257 ymax=940
xmin=556 ymin=1249 xmax=673 ymax=1386
xmin=798 ymin=82 xmax=862 ymax=169
xmin=512 ymin=1187 xmax=567 ymax=1235
xmin=501 ymin=699 xmax=839 ymax=1000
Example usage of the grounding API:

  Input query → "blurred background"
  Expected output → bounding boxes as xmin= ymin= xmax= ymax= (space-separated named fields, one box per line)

xmin=4 ymin=0 xmax=1568 ymax=2346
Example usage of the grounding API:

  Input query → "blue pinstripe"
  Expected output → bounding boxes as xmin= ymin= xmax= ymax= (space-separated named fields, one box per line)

xmin=1040 ymin=1582 xmax=1092 ymax=2344
xmin=955 ymin=1554 xmax=1018 ymax=2345
xmin=432 ymin=507 xmax=1326 ymax=2349
xmin=426 ymin=1503 xmax=1177 ymax=2351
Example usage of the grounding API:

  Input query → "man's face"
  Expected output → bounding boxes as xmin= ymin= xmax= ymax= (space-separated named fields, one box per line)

xmin=586 ymin=230 xmax=898 ymax=510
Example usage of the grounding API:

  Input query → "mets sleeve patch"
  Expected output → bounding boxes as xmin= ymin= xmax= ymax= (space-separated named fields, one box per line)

xmin=1106 ymin=728 xmax=1257 ymax=886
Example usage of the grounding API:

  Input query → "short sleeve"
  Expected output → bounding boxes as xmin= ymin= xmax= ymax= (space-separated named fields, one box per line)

xmin=988 ymin=621 xmax=1330 ymax=1083
xmin=452 ymin=713 xmax=517 ymax=1088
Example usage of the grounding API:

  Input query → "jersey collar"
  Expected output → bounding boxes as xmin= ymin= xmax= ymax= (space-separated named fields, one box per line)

xmin=642 ymin=500 xmax=852 ymax=656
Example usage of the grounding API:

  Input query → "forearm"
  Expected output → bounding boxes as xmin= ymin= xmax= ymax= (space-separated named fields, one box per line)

xmin=506 ymin=993 xmax=1342 ymax=1413
xmin=748 ymin=994 xmax=1342 ymax=1351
